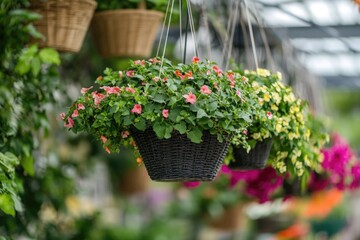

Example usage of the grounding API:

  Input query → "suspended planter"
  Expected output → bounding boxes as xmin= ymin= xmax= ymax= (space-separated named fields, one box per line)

xmin=90 ymin=2 xmax=163 ymax=58
xmin=61 ymin=58 xmax=257 ymax=182
xmin=229 ymin=138 xmax=273 ymax=170
xmin=29 ymin=0 xmax=97 ymax=53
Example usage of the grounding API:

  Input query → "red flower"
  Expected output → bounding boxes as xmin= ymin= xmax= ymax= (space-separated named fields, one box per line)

xmin=267 ymin=111 xmax=273 ymax=119
xmin=162 ymin=109 xmax=169 ymax=118
xmin=200 ymin=85 xmax=212 ymax=95
xmin=212 ymin=65 xmax=223 ymax=77
xmin=175 ymin=70 xmax=184 ymax=80
xmin=183 ymin=92 xmax=197 ymax=104
xmin=131 ymin=104 xmax=142 ymax=114
xmin=92 ymin=92 xmax=106 ymax=106
xmin=126 ymin=70 xmax=136 ymax=77
xmin=192 ymin=56 xmax=200 ymax=64
xmin=185 ymin=71 xmax=193 ymax=79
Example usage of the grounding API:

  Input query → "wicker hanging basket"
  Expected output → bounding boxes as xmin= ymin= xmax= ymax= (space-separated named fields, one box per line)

xmin=29 ymin=0 xmax=97 ymax=53
xmin=229 ymin=138 xmax=273 ymax=170
xmin=90 ymin=9 xmax=163 ymax=58
xmin=131 ymin=129 xmax=230 ymax=182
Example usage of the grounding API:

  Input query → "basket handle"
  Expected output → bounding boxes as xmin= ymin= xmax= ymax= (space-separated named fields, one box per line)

xmin=138 ymin=0 xmax=146 ymax=9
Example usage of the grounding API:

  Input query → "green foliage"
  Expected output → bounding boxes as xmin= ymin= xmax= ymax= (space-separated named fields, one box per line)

xmin=63 ymin=58 xmax=258 ymax=153
xmin=0 ymin=0 xmax=60 ymax=218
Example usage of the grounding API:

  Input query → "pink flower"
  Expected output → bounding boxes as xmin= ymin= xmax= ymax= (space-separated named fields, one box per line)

xmin=192 ymin=56 xmax=200 ymax=64
xmin=212 ymin=65 xmax=223 ymax=77
xmin=119 ymin=71 xmax=123 ymax=77
xmin=77 ymin=103 xmax=85 ymax=110
xmin=162 ymin=77 xmax=168 ymax=82
xmin=131 ymin=104 xmax=142 ymax=114
xmin=64 ymin=117 xmax=74 ymax=128
xmin=206 ymin=70 xmax=211 ymax=75
xmin=149 ymin=58 xmax=161 ymax=64
xmin=153 ymin=76 xmax=160 ymax=82
xmin=121 ymin=131 xmax=130 ymax=139
xmin=81 ymin=86 xmax=93 ymax=95
xmin=105 ymin=147 xmax=111 ymax=154
xmin=200 ymin=85 xmax=212 ymax=95
xmin=100 ymin=135 xmax=107 ymax=144
xmin=71 ymin=110 xmax=79 ymax=118
xmin=126 ymin=70 xmax=136 ymax=77
xmin=125 ymin=87 xmax=136 ymax=94
xmin=267 ymin=112 xmax=273 ymax=119
xmin=183 ymin=92 xmax=197 ymax=104
xmin=183 ymin=182 xmax=201 ymax=188
xmin=243 ymin=129 xmax=248 ymax=135
xmin=162 ymin=109 xmax=169 ymax=118
xmin=92 ymin=92 xmax=106 ymax=106
xmin=101 ymin=86 xmax=121 ymax=95
xmin=60 ymin=112 xmax=66 ymax=120
xmin=134 ymin=60 xmax=146 ymax=66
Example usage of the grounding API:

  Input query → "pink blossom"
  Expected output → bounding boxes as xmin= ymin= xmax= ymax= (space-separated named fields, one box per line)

xmin=243 ymin=129 xmax=248 ymax=135
xmin=64 ymin=117 xmax=74 ymax=128
xmin=183 ymin=92 xmax=197 ymax=104
xmin=92 ymin=92 xmax=106 ymax=106
xmin=77 ymin=103 xmax=85 ymax=110
xmin=153 ymin=76 xmax=160 ymax=82
xmin=126 ymin=70 xmax=136 ymax=77
xmin=192 ymin=56 xmax=200 ymax=64
xmin=206 ymin=70 xmax=211 ymax=75
xmin=227 ymin=72 xmax=236 ymax=88
xmin=105 ymin=147 xmax=111 ymax=154
xmin=131 ymin=104 xmax=142 ymax=114
xmin=101 ymin=86 xmax=121 ymax=95
xmin=134 ymin=60 xmax=146 ymax=66
xmin=200 ymin=85 xmax=212 ymax=95
xmin=81 ymin=86 xmax=93 ymax=95
xmin=125 ymin=87 xmax=136 ymax=94
xmin=162 ymin=109 xmax=169 ymax=118
xmin=71 ymin=110 xmax=79 ymax=118
xmin=183 ymin=182 xmax=201 ymax=188
xmin=236 ymin=90 xmax=245 ymax=102
xmin=212 ymin=65 xmax=223 ymax=77
xmin=267 ymin=112 xmax=273 ymax=119
xmin=121 ymin=131 xmax=130 ymax=139
xmin=60 ymin=112 xmax=66 ymax=120
xmin=100 ymin=135 xmax=107 ymax=144
xmin=162 ymin=77 xmax=168 ymax=82
xmin=149 ymin=58 xmax=161 ymax=64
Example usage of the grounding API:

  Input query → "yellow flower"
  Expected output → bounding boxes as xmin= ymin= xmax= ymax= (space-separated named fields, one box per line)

xmin=275 ymin=124 xmax=282 ymax=133
xmin=271 ymin=92 xmax=281 ymax=105
xmin=260 ymin=86 xmax=268 ymax=92
xmin=263 ymin=93 xmax=270 ymax=102
xmin=272 ymin=82 xmax=282 ymax=92
xmin=296 ymin=113 xmax=304 ymax=122
xmin=262 ymin=129 xmax=270 ymax=139
xmin=290 ymin=106 xmax=300 ymax=114
xmin=276 ymin=72 xmax=282 ymax=80
xmin=297 ymin=169 xmax=304 ymax=176
xmin=305 ymin=129 xmax=311 ymax=140
xmin=257 ymin=68 xmax=271 ymax=77
xmin=258 ymin=98 xmax=264 ymax=105
xmin=291 ymin=155 xmax=297 ymax=164
xmin=252 ymin=133 xmax=261 ymax=140
xmin=304 ymin=155 xmax=311 ymax=166
xmin=271 ymin=104 xmax=278 ymax=111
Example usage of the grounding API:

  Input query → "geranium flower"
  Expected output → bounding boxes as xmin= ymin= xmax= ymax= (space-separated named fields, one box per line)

xmin=183 ymin=92 xmax=197 ymax=104
xmin=81 ymin=86 xmax=93 ymax=95
xmin=185 ymin=71 xmax=193 ymax=79
xmin=192 ymin=56 xmax=200 ymax=64
xmin=64 ymin=117 xmax=74 ymax=128
xmin=175 ymin=70 xmax=184 ymax=80
xmin=162 ymin=109 xmax=169 ymax=118
xmin=131 ymin=104 xmax=142 ymax=114
xmin=126 ymin=70 xmax=136 ymax=77
xmin=101 ymin=86 xmax=121 ymax=95
xmin=200 ymin=85 xmax=212 ymax=95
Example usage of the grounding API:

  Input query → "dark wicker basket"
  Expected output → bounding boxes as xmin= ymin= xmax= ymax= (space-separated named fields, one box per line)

xmin=131 ymin=129 xmax=230 ymax=182
xmin=229 ymin=138 xmax=273 ymax=170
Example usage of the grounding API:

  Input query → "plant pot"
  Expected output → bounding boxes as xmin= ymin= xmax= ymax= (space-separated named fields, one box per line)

xmin=118 ymin=166 xmax=150 ymax=196
xmin=131 ymin=129 xmax=230 ymax=182
xmin=90 ymin=9 xmax=163 ymax=58
xmin=29 ymin=0 xmax=97 ymax=53
xmin=205 ymin=204 xmax=244 ymax=231
xmin=229 ymin=138 xmax=273 ymax=170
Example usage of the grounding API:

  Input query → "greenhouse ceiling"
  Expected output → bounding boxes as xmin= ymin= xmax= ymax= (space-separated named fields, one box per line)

xmin=257 ymin=0 xmax=360 ymax=88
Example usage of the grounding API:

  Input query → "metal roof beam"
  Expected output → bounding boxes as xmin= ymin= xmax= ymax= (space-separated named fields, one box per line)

xmin=271 ymin=25 xmax=360 ymax=38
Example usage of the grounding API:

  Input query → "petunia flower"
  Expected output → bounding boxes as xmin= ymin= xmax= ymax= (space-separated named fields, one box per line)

xmin=200 ymin=85 xmax=212 ymax=95
xmin=126 ymin=70 xmax=136 ymax=77
xmin=71 ymin=110 xmax=79 ymax=118
xmin=77 ymin=103 xmax=85 ymax=110
xmin=267 ymin=111 xmax=273 ymax=119
xmin=162 ymin=109 xmax=169 ymax=118
xmin=183 ymin=92 xmax=197 ymax=104
xmin=131 ymin=104 xmax=142 ymax=114
xmin=60 ymin=112 xmax=66 ymax=120
xmin=64 ymin=117 xmax=74 ymax=128
xmin=125 ymin=87 xmax=136 ymax=94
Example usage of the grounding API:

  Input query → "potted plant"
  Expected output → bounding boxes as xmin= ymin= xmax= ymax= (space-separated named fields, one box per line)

xmin=29 ymin=0 xmax=97 ymax=53
xmin=90 ymin=0 xmax=166 ymax=58
xmin=61 ymin=57 xmax=257 ymax=181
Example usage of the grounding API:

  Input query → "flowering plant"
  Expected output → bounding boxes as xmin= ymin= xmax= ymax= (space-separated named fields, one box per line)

xmin=230 ymin=69 xmax=327 ymax=179
xmin=61 ymin=57 xmax=258 ymax=153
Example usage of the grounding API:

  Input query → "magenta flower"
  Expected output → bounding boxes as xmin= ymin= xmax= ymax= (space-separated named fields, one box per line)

xmin=183 ymin=182 xmax=201 ymax=188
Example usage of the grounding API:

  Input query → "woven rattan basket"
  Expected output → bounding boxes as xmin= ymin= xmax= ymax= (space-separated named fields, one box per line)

xmin=131 ymin=129 xmax=230 ymax=182
xmin=29 ymin=0 xmax=97 ymax=53
xmin=229 ymin=138 xmax=273 ymax=170
xmin=90 ymin=9 xmax=163 ymax=58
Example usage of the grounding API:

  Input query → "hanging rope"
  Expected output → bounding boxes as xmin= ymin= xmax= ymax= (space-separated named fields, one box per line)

xmin=244 ymin=0 xmax=259 ymax=70
xmin=221 ymin=0 xmax=235 ymax=67
xmin=183 ymin=1 xmax=190 ymax=63
xmin=186 ymin=0 xmax=199 ymax=57
xmin=156 ymin=0 xmax=172 ymax=57
xmin=179 ymin=0 xmax=183 ymax=59
xmin=201 ymin=0 xmax=212 ymax=60
xmin=224 ymin=0 xmax=240 ymax=70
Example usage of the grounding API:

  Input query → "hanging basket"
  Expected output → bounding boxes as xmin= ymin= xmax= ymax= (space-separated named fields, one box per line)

xmin=131 ymin=129 xmax=230 ymax=182
xmin=29 ymin=0 xmax=97 ymax=53
xmin=90 ymin=9 xmax=163 ymax=58
xmin=205 ymin=204 xmax=244 ymax=231
xmin=229 ymin=138 xmax=273 ymax=170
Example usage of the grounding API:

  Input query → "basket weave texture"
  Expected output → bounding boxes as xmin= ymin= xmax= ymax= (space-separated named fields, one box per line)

xmin=90 ymin=9 xmax=163 ymax=58
xmin=131 ymin=129 xmax=230 ymax=182
xmin=30 ymin=0 xmax=97 ymax=53
xmin=229 ymin=138 xmax=273 ymax=170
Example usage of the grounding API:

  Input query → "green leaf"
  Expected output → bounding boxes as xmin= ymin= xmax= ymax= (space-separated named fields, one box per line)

xmin=39 ymin=48 xmax=60 ymax=65
xmin=164 ymin=125 xmax=173 ymax=139
xmin=31 ymin=57 xmax=41 ymax=76
xmin=174 ymin=122 xmax=187 ymax=134
xmin=197 ymin=109 xmax=208 ymax=119
xmin=15 ymin=60 xmax=31 ymax=75
xmin=152 ymin=94 xmax=166 ymax=103
xmin=153 ymin=122 xmax=165 ymax=139
xmin=134 ymin=119 xmax=146 ymax=131
xmin=208 ymin=101 xmax=218 ymax=111
xmin=187 ymin=129 xmax=203 ymax=143
xmin=21 ymin=155 xmax=34 ymax=176
xmin=123 ymin=115 xmax=133 ymax=126
xmin=0 ymin=194 xmax=15 ymax=216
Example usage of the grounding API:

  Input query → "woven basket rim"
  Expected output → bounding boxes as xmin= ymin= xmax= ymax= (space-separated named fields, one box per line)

xmin=94 ymin=9 xmax=164 ymax=18
xmin=29 ymin=0 xmax=97 ymax=7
